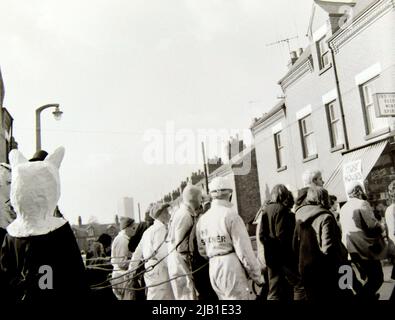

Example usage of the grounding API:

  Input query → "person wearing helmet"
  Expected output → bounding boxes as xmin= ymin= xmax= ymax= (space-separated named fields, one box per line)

xmin=167 ymin=184 xmax=202 ymax=300
xmin=196 ymin=177 xmax=265 ymax=300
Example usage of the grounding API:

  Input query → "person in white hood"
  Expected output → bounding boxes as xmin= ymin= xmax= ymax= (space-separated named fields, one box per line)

xmin=127 ymin=202 xmax=174 ymax=300
xmin=196 ymin=177 xmax=265 ymax=300
xmin=0 ymin=147 xmax=89 ymax=301
xmin=167 ymin=184 xmax=202 ymax=300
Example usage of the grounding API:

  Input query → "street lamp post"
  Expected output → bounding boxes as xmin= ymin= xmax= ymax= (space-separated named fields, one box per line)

xmin=35 ymin=104 xmax=63 ymax=152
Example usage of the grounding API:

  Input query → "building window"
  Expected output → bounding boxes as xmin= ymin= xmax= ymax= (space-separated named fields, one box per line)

xmin=326 ymin=100 xmax=344 ymax=148
xmin=316 ymin=36 xmax=330 ymax=70
xmin=274 ymin=131 xmax=286 ymax=169
xmin=360 ymin=77 xmax=388 ymax=134
xmin=299 ymin=114 xmax=317 ymax=159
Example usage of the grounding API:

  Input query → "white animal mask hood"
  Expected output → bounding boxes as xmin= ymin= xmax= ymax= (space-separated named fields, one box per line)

xmin=6 ymin=147 xmax=67 ymax=237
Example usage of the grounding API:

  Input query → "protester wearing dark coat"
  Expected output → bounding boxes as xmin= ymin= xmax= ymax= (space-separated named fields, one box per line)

xmin=259 ymin=185 xmax=305 ymax=300
xmin=0 ymin=222 xmax=90 ymax=301
xmin=294 ymin=201 xmax=349 ymax=300
xmin=0 ymin=147 xmax=90 ymax=301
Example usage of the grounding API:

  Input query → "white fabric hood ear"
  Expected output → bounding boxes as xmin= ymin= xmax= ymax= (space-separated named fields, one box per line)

xmin=7 ymin=147 xmax=67 ymax=237
xmin=45 ymin=147 xmax=65 ymax=169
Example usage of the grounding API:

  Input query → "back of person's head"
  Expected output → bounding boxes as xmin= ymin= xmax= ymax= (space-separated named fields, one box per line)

xmin=270 ymin=184 xmax=289 ymax=206
xmin=346 ymin=181 xmax=366 ymax=200
xmin=329 ymin=195 xmax=337 ymax=207
xmin=306 ymin=186 xmax=330 ymax=210
xmin=302 ymin=169 xmax=322 ymax=187
xmin=286 ymin=190 xmax=295 ymax=209
xmin=97 ymin=233 xmax=112 ymax=248
xmin=182 ymin=184 xmax=202 ymax=210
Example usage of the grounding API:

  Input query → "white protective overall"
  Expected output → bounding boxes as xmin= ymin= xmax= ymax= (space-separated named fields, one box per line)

xmin=196 ymin=199 xmax=264 ymax=300
xmin=167 ymin=203 xmax=197 ymax=300
xmin=111 ymin=229 xmax=131 ymax=300
xmin=129 ymin=220 xmax=174 ymax=300
xmin=6 ymin=148 xmax=67 ymax=237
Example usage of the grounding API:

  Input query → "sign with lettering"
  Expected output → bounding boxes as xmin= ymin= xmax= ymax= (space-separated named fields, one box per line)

xmin=343 ymin=159 xmax=363 ymax=199
xmin=373 ymin=92 xmax=395 ymax=117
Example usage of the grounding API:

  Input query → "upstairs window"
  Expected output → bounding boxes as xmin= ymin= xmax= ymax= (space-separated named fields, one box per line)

xmin=360 ymin=77 xmax=388 ymax=134
xmin=299 ymin=114 xmax=317 ymax=159
xmin=326 ymin=100 xmax=344 ymax=148
xmin=274 ymin=131 xmax=286 ymax=169
xmin=317 ymin=36 xmax=330 ymax=70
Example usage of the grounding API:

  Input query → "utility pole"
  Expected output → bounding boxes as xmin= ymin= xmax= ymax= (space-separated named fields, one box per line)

xmin=201 ymin=142 xmax=209 ymax=193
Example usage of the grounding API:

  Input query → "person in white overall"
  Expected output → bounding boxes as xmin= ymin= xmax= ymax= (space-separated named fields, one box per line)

xmin=167 ymin=184 xmax=202 ymax=300
xmin=196 ymin=177 xmax=265 ymax=300
xmin=128 ymin=202 xmax=174 ymax=300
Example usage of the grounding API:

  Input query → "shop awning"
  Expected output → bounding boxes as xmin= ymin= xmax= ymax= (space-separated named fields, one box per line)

xmin=324 ymin=140 xmax=388 ymax=202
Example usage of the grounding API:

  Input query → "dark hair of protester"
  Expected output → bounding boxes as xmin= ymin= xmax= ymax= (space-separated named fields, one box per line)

xmin=270 ymin=184 xmax=289 ymax=205
xmin=286 ymin=191 xmax=295 ymax=209
xmin=97 ymin=233 xmax=112 ymax=249
xmin=329 ymin=195 xmax=337 ymax=207
xmin=305 ymin=186 xmax=331 ymax=210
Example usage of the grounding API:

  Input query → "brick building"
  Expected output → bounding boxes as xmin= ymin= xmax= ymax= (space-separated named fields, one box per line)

xmin=251 ymin=0 xmax=395 ymax=218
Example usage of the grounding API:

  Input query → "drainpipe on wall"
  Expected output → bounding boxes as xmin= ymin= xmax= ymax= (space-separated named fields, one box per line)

xmin=329 ymin=45 xmax=350 ymax=151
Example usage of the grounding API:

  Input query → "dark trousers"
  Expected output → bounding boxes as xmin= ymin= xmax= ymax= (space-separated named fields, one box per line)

xmin=267 ymin=266 xmax=306 ymax=300
xmin=351 ymin=255 xmax=383 ymax=299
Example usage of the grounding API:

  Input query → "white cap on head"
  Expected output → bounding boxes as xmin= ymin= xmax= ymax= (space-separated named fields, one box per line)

xmin=209 ymin=177 xmax=233 ymax=198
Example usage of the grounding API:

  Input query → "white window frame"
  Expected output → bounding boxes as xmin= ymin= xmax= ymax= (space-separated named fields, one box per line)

xmin=316 ymin=36 xmax=330 ymax=70
xmin=326 ymin=100 xmax=344 ymax=148
xmin=360 ymin=76 xmax=388 ymax=135
xmin=299 ymin=114 xmax=317 ymax=159
xmin=274 ymin=131 xmax=285 ymax=169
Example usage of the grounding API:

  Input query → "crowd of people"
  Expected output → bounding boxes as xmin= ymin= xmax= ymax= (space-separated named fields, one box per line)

xmin=0 ymin=146 xmax=395 ymax=301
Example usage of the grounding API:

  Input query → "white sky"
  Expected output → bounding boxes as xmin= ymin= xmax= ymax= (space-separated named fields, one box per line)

xmin=0 ymin=0 xmax=312 ymax=224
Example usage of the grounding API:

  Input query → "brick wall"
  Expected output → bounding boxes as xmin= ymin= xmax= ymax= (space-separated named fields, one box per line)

xmin=234 ymin=149 xmax=261 ymax=236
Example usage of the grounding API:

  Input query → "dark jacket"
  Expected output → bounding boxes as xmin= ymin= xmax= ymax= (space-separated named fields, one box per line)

xmin=259 ymin=202 xmax=296 ymax=269
xmin=0 ymin=222 xmax=90 ymax=301
xmin=293 ymin=205 xmax=349 ymax=300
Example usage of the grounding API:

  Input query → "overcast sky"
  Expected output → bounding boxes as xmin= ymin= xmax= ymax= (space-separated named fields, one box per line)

xmin=0 ymin=0 xmax=312 ymax=224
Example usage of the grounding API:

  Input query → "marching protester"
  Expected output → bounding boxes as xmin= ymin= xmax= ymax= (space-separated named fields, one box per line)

xmin=127 ymin=202 xmax=174 ymax=300
xmin=196 ymin=177 xmax=264 ymax=300
xmin=296 ymin=169 xmax=324 ymax=210
xmin=259 ymin=184 xmax=304 ymax=300
xmin=339 ymin=181 xmax=386 ymax=299
xmin=110 ymin=216 xmax=136 ymax=300
xmin=167 ymin=184 xmax=202 ymax=300
xmin=0 ymin=147 xmax=90 ymax=300
xmin=293 ymin=186 xmax=350 ymax=300
xmin=190 ymin=193 xmax=218 ymax=301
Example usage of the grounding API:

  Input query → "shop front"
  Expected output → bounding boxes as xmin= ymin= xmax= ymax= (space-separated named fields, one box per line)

xmin=325 ymin=137 xmax=395 ymax=218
